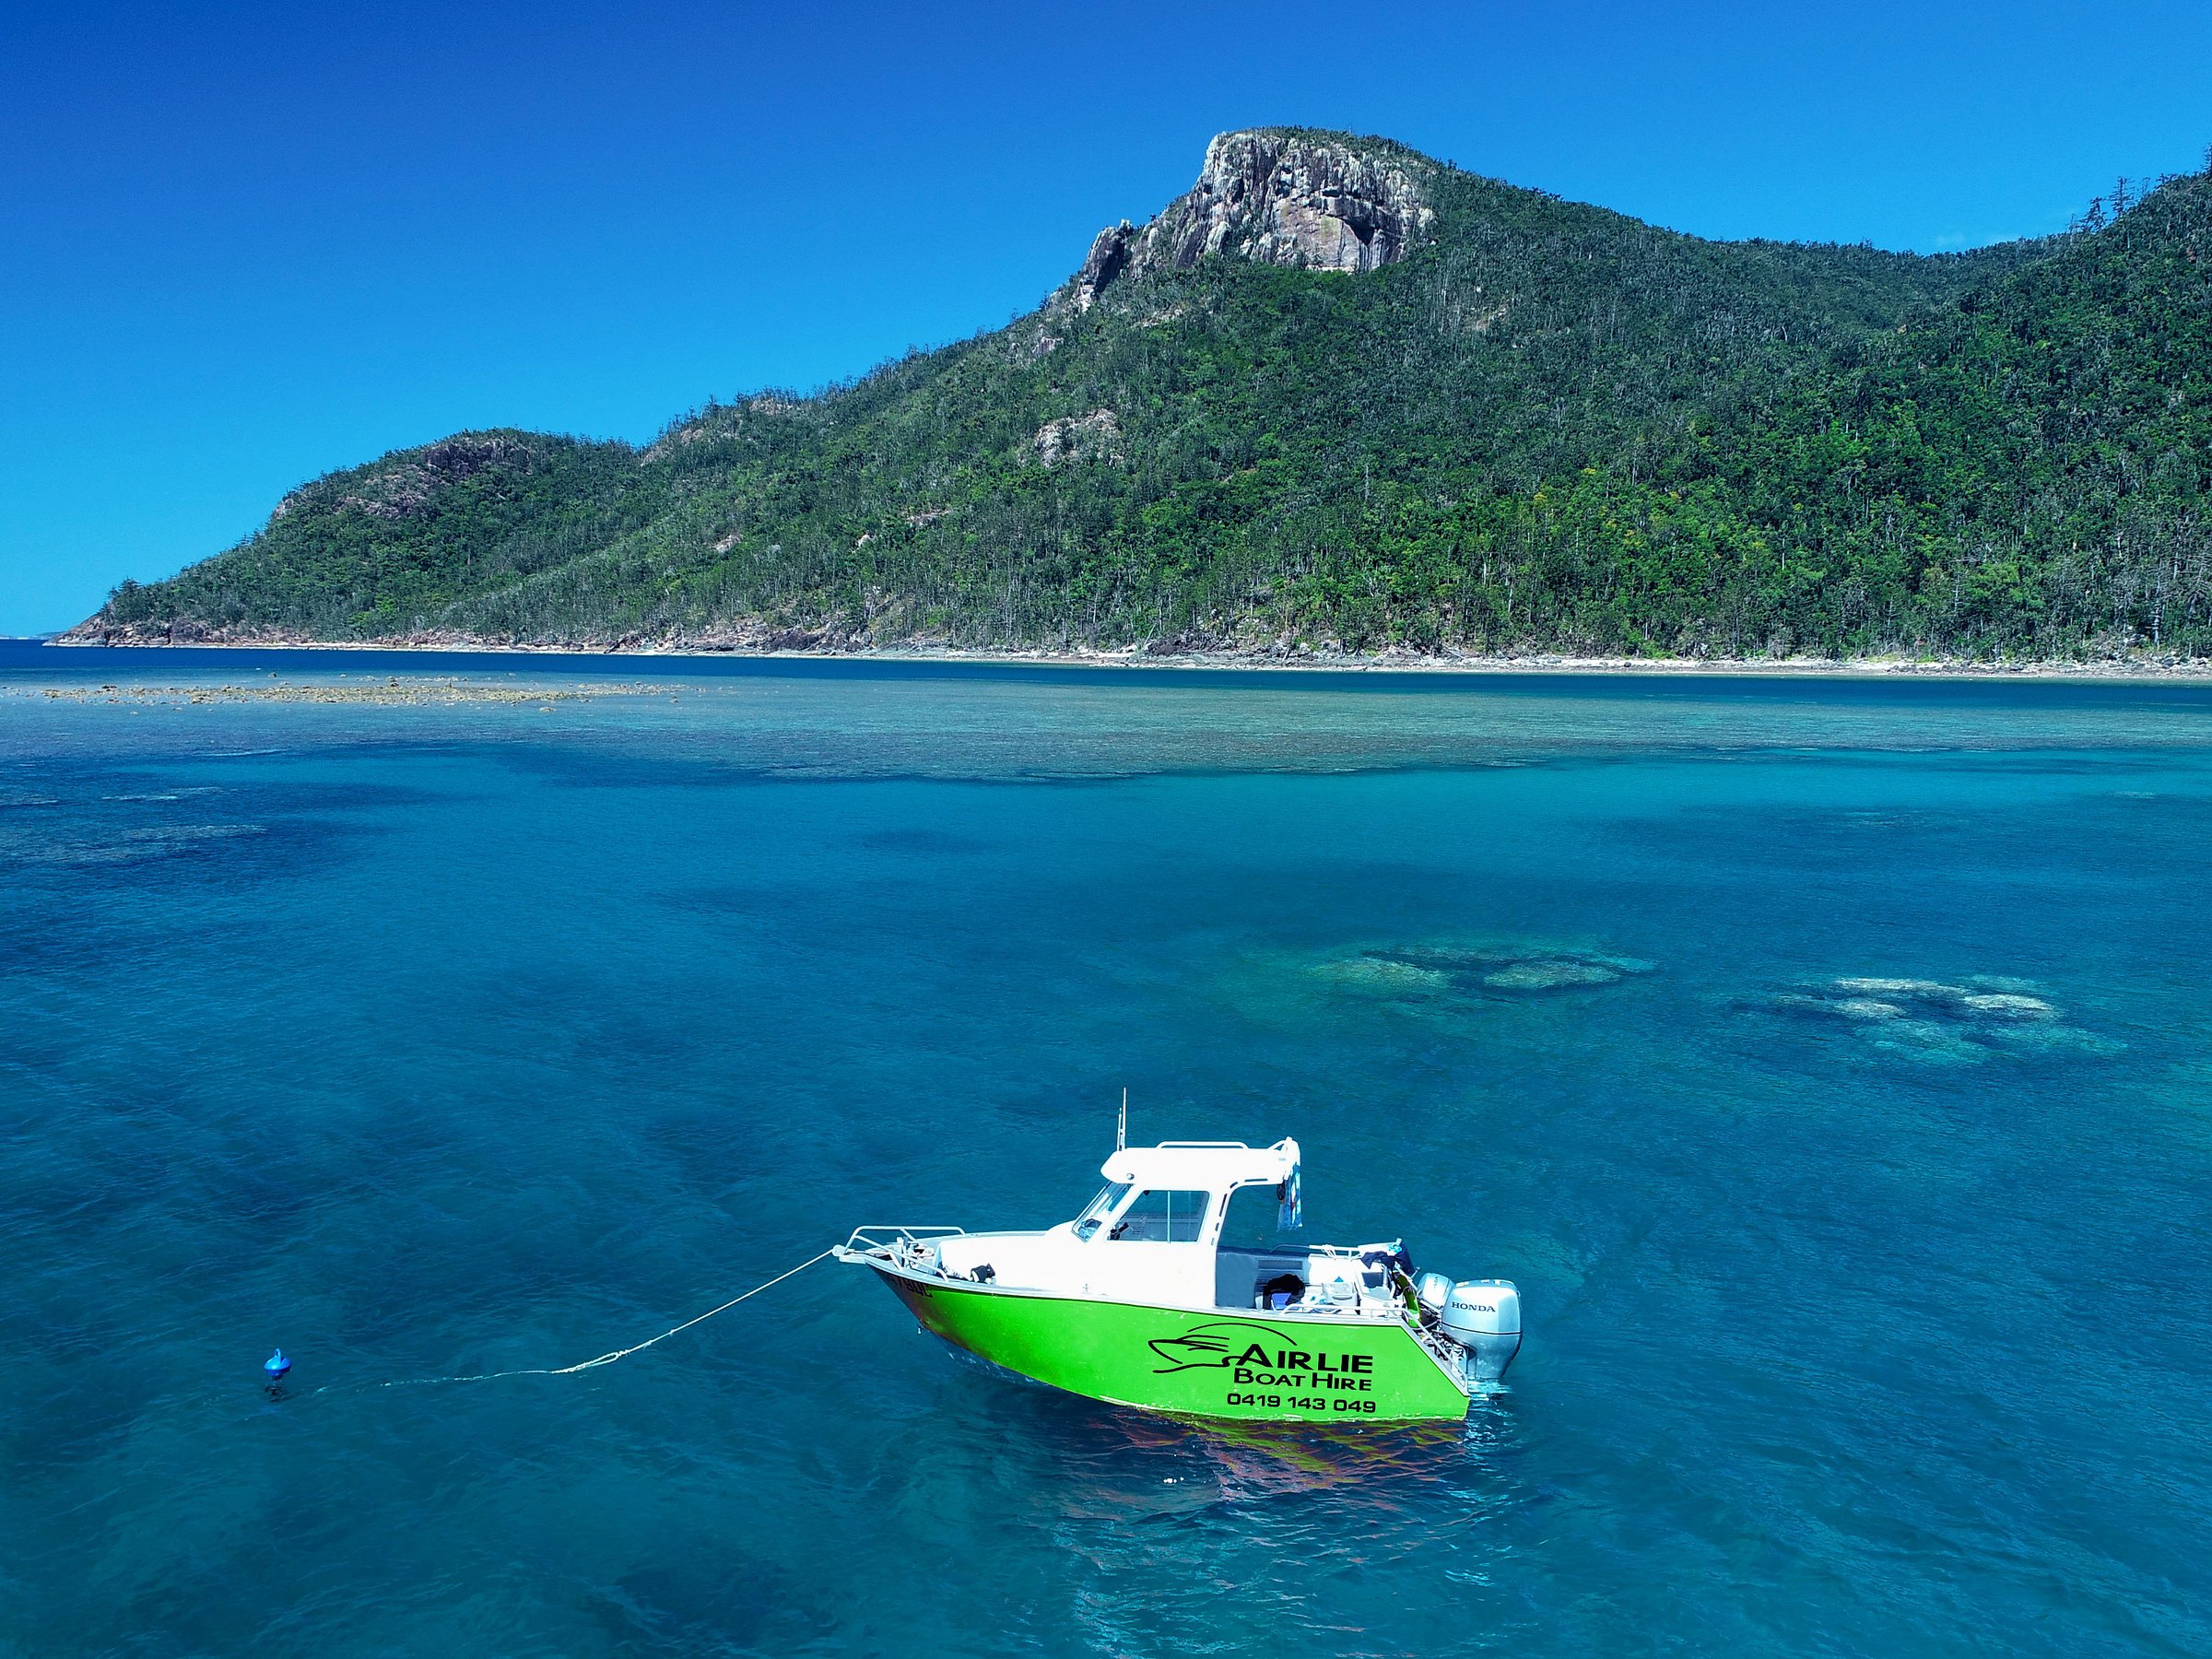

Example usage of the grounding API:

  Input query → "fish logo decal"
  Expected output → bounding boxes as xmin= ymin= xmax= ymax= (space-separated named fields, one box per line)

xmin=1147 ymin=1322 xmax=1280 ymax=1373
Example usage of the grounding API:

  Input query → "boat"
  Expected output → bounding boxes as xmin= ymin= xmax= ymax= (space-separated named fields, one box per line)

xmin=833 ymin=1135 xmax=1520 ymax=1422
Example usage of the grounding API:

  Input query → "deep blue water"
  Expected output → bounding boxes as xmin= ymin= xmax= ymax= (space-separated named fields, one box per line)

xmin=4 ymin=643 xmax=2209 ymax=1656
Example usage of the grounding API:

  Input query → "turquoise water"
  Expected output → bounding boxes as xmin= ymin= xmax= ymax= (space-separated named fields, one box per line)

xmin=5 ymin=644 xmax=2209 ymax=1655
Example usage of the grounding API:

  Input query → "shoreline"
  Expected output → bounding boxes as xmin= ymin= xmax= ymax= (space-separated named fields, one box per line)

xmin=35 ymin=631 xmax=2212 ymax=684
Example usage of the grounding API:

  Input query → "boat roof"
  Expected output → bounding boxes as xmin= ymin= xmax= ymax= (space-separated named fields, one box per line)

xmin=1100 ymin=1137 xmax=1299 ymax=1191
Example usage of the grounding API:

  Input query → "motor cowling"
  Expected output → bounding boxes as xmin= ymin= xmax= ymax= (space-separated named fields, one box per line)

xmin=1414 ymin=1271 xmax=1454 ymax=1322
xmin=1441 ymin=1279 xmax=1522 ymax=1382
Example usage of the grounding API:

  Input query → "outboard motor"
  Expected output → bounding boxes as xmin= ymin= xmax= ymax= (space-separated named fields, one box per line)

xmin=1414 ymin=1271 xmax=1454 ymax=1324
xmin=1441 ymin=1278 xmax=1522 ymax=1382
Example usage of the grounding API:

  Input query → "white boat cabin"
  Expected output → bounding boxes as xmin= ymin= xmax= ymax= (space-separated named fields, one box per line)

xmin=926 ymin=1139 xmax=1409 ymax=1317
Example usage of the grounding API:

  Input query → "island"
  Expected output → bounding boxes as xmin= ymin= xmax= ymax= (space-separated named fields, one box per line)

xmin=67 ymin=128 xmax=2212 ymax=671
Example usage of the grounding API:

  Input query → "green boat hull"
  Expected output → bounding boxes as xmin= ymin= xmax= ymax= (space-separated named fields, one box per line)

xmin=872 ymin=1266 xmax=1472 ymax=1422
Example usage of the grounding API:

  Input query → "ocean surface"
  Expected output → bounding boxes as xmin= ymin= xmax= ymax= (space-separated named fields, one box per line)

xmin=3 ymin=641 xmax=2208 ymax=1657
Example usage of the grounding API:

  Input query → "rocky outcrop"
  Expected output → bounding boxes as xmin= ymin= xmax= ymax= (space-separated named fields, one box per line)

xmin=1068 ymin=129 xmax=1436 ymax=310
xmin=58 ymin=617 xmax=282 ymax=646
xmin=1030 ymin=409 xmax=1124 ymax=467
xmin=334 ymin=434 xmax=532 ymax=522
xmin=1072 ymin=222 xmax=1136 ymax=312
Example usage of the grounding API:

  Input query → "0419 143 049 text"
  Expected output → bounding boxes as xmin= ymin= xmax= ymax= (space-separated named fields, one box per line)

xmin=1225 ymin=1391 xmax=1378 ymax=1413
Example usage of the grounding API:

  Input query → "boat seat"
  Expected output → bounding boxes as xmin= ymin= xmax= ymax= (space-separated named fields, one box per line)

xmin=1214 ymin=1249 xmax=1308 ymax=1311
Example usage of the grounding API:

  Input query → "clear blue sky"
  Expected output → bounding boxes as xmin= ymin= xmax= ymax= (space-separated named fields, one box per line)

xmin=5 ymin=0 xmax=2209 ymax=633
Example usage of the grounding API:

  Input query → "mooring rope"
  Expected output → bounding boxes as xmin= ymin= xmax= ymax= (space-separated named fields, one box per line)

xmin=312 ymin=1247 xmax=836 ymax=1396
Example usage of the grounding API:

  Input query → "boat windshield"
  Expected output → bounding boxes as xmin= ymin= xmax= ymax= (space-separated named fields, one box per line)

xmin=1107 ymin=1188 xmax=1212 ymax=1243
xmin=1071 ymin=1182 xmax=1130 ymax=1241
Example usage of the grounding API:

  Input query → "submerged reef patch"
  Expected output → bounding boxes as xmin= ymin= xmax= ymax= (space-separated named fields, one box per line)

xmin=1312 ymin=940 xmax=1656 ymax=1000
xmin=1218 ymin=936 xmax=1656 ymax=1030
xmin=14 ymin=678 xmax=610 ymax=708
xmin=1308 ymin=955 xmax=1452 ymax=995
xmin=0 ymin=820 xmax=267 ymax=869
xmin=1759 ymin=975 xmax=2117 ymax=1064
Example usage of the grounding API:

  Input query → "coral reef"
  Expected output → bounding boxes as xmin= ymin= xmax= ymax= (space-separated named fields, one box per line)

xmin=1762 ymin=975 xmax=2117 ymax=1063
xmin=1308 ymin=939 xmax=1656 ymax=1000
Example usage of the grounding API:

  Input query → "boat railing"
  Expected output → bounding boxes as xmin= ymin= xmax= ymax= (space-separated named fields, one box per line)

xmin=1408 ymin=1316 xmax=1470 ymax=1380
xmin=838 ymin=1225 xmax=968 ymax=1270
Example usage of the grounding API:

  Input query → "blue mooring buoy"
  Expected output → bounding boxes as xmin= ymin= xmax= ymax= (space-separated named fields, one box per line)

xmin=264 ymin=1348 xmax=290 ymax=1382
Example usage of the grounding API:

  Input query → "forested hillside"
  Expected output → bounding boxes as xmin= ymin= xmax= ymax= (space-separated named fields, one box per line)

xmin=76 ymin=129 xmax=2212 ymax=661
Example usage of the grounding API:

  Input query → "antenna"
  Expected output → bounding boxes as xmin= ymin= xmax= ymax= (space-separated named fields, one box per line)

xmin=1117 ymin=1088 xmax=1127 ymax=1151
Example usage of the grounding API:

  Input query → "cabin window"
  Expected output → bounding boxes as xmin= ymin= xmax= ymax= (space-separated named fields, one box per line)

xmin=1071 ymin=1183 xmax=1129 ymax=1241
xmin=1219 ymin=1181 xmax=1300 ymax=1249
xmin=1108 ymin=1189 xmax=1212 ymax=1243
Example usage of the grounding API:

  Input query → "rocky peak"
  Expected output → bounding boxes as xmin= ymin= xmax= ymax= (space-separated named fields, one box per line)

xmin=1069 ymin=129 xmax=1436 ymax=310
xmin=333 ymin=433 xmax=534 ymax=523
